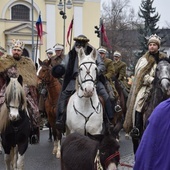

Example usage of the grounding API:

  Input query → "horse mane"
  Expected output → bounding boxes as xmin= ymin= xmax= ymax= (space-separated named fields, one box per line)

xmin=0 ymin=77 xmax=27 ymax=132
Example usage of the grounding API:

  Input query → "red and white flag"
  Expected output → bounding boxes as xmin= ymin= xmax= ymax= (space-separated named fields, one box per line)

xmin=36 ymin=14 xmax=43 ymax=44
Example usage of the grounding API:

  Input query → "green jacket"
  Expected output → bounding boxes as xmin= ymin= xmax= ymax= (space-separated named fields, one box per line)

xmin=113 ymin=60 xmax=126 ymax=81
xmin=103 ymin=58 xmax=115 ymax=80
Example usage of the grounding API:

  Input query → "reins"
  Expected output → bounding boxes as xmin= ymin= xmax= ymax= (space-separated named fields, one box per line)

xmin=104 ymin=151 xmax=134 ymax=169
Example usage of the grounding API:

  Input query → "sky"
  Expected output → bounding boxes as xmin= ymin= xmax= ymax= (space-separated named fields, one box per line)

xmin=101 ymin=0 xmax=170 ymax=28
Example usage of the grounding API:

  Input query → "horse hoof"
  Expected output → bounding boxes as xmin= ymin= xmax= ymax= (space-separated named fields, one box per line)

xmin=125 ymin=133 xmax=130 ymax=139
xmin=56 ymin=152 xmax=61 ymax=159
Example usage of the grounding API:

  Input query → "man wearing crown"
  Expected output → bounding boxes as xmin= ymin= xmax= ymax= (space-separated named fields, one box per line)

xmin=0 ymin=39 xmax=40 ymax=143
xmin=123 ymin=34 xmax=167 ymax=153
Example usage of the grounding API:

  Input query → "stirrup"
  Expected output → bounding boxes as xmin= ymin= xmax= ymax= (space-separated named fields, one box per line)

xmin=130 ymin=127 xmax=140 ymax=138
xmin=30 ymin=134 xmax=39 ymax=144
xmin=115 ymin=105 xmax=122 ymax=112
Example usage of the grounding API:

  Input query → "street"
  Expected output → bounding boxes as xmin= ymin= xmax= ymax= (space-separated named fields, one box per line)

xmin=0 ymin=129 xmax=134 ymax=170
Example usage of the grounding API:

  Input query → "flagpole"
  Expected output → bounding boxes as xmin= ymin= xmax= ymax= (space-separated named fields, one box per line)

xmin=100 ymin=18 xmax=103 ymax=47
xmin=31 ymin=0 xmax=34 ymax=61
xmin=35 ymin=35 xmax=39 ymax=64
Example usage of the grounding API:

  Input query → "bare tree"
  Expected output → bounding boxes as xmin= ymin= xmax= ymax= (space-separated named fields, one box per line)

xmin=101 ymin=0 xmax=142 ymax=68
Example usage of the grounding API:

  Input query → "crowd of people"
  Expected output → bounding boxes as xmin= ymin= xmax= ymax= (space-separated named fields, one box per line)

xmin=0 ymin=32 xmax=169 ymax=169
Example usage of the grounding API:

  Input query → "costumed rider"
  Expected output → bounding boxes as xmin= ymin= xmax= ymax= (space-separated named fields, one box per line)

xmin=52 ymin=35 xmax=116 ymax=132
xmin=123 ymin=34 xmax=167 ymax=146
xmin=38 ymin=44 xmax=65 ymax=128
xmin=0 ymin=39 xmax=40 ymax=143
xmin=113 ymin=51 xmax=130 ymax=98
xmin=97 ymin=46 xmax=122 ymax=112
xmin=46 ymin=48 xmax=54 ymax=59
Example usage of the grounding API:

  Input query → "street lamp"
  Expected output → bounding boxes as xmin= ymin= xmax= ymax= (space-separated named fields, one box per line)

xmin=58 ymin=0 xmax=72 ymax=53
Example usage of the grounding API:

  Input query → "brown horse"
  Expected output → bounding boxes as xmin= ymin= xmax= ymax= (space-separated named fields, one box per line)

xmin=37 ymin=58 xmax=62 ymax=158
xmin=112 ymin=78 xmax=129 ymax=141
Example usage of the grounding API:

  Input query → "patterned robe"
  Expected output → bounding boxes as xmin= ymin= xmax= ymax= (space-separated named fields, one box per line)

xmin=0 ymin=55 xmax=40 ymax=127
xmin=123 ymin=51 xmax=167 ymax=133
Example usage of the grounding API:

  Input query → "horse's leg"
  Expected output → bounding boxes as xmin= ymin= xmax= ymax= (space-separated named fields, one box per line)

xmin=132 ymin=137 xmax=140 ymax=154
xmin=113 ymin=121 xmax=123 ymax=142
xmin=13 ymin=146 xmax=18 ymax=169
xmin=56 ymin=129 xmax=62 ymax=159
xmin=0 ymin=137 xmax=3 ymax=154
xmin=17 ymin=153 xmax=25 ymax=170
xmin=48 ymin=126 xmax=52 ymax=142
xmin=4 ymin=154 xmax=11 ymax=170
xmin=49 ymin=120 xmax=59 ymax=158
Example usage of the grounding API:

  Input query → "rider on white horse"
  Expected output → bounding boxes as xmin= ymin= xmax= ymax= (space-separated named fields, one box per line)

xmin=52 ymin=35 xmax=116 ymax=132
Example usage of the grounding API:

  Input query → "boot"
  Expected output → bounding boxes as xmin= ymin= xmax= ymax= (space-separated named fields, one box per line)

xmin=130 ymin=111 xmax=143 ymax=139
xmin=105 ymin=98 xmax=115 ymax=126
xmin=115 ymin=104 xmax=122 ymax=112
xmin=56 ymin=90 xmax=72 ymax=131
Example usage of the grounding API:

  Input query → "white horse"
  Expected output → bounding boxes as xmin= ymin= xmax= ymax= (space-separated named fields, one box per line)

xmin=66 ymin=48 xmax=103 ymax=135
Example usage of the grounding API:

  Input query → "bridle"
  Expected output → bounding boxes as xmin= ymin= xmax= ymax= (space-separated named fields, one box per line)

xmin=78 ymin=61 xmax=98 ymax=91
xmin=104 ymin=151 xmax=120 ymax=168
xmin=38 ymin=65 xmax=51 ymax=84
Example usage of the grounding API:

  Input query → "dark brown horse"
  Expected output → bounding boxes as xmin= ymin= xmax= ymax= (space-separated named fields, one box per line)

xmin=112 ymin=78 xmax=129 ymax=141
xmin=37 ymin=58 xmax=62 ymax=158
xmin=132 ymin=59 xmax=170 ymax=154
xmin=61 ymin=132 xmax=120 ymax=170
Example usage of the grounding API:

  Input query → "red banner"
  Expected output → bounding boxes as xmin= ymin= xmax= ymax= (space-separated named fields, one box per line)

xmin=66 ymin=18 xmax=74 ymax=45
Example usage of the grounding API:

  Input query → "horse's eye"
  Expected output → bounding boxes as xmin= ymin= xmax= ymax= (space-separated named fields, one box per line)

xmin=79 ymin=68 xmax=83 ymax=71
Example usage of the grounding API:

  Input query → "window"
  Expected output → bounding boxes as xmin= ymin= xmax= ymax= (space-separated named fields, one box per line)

xmin=12 ymin=5 xmax=30 ymax=21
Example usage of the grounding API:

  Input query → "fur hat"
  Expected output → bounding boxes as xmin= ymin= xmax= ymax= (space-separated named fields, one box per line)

xmin=51 ymin=64 xmax=65 ymax=78
xmin=12 ymin=39 xmax=24 ymax=50
xmin=53 ymin=43 xmax=64 ymax=51
xmin=98 ymin=47 xmax=107 ymax=54
xmin=113 ymin=51 xmax=121 ymax=57
xmin=46 ymin=48 xmax=53 ymax=54
xmin=147 ymin=34 xmax=161 ymax=48
xmin=0 ymin=46 xmax=6 ymax=53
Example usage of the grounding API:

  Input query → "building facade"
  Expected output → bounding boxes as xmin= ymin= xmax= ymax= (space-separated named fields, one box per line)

xmin=0 ymin=0 xmax=101 ymax=62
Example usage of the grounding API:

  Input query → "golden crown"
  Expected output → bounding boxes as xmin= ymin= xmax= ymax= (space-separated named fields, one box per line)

xmin=12 ymin=39 xmax=25 ymax=50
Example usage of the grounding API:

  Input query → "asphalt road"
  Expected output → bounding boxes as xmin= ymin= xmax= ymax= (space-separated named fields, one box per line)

xmin=0 ymin=129 xmax=134 ymax=170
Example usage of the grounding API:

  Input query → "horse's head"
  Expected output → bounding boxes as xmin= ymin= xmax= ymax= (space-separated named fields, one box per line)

xmin=155 ymin=59 xmax=170 ymax=95
xmin=97 ymin=134 xmax=120 ymax=170
xmin=37 ymin=58 xmax=52 ymax=84
xmin=77 ymin=48 xmax=98 ymax=97
xmin=5 ymin=75 xmax=27 ymax=121
xmin=87 ymin=129 xmax=120 ymax=169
